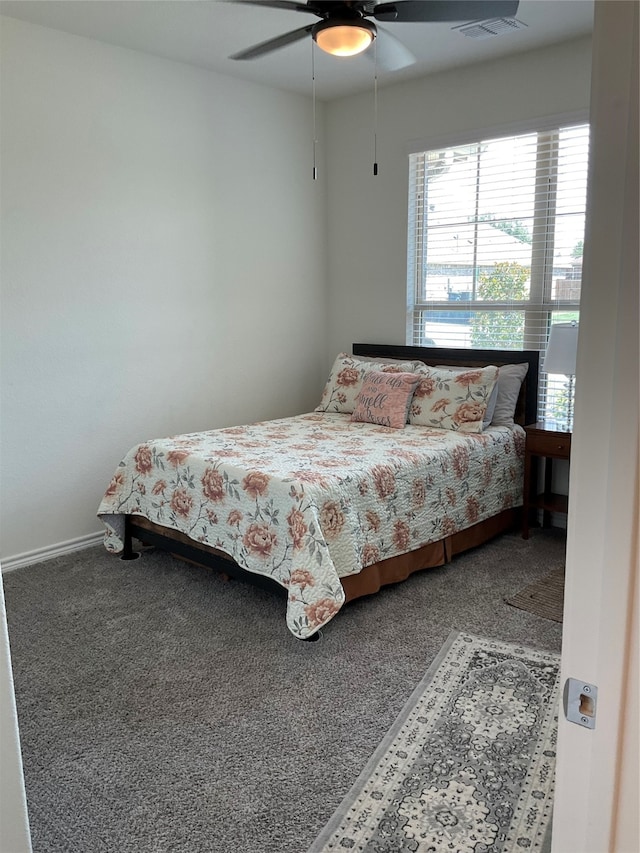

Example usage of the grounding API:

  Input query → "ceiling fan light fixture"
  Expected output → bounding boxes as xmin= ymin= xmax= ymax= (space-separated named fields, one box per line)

xmin=312 ymin=19 xmax=376 ymax=57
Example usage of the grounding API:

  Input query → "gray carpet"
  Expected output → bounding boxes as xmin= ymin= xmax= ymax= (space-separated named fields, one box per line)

xmin=3 ymin=529 xmax=565 ymax=853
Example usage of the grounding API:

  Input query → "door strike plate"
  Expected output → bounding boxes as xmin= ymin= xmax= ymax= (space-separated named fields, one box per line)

xmin=563 ymin=678 xmax=598 ymax=729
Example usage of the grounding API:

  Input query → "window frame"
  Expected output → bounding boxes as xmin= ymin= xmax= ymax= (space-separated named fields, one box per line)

xmin=406 ymin=114 xmax=589 ymax=423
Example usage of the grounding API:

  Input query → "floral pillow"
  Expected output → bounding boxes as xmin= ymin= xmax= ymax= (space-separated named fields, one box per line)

xmin=437 ymin=362 xmax=528 ymax=427
xmin=409 ymin=365 xmax=499 ymax=433
xmin=351 ymin=371 xmax=420 ymax=429
xmin=316 ymin=353 xmax=423 ymax=414
xmin=435 ymin=365 xmax=499 ymax=428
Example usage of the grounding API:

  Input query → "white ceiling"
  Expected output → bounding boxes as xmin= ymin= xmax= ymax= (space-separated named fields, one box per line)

xmin=0 ymin=0 xmax=594 ymax=100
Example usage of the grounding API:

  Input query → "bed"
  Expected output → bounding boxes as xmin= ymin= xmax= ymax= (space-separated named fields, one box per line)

xmin=98 ymin=344 xmax=538 ymax=639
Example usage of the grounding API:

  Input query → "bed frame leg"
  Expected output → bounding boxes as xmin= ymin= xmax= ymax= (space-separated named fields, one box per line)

xmin=121 ymin=517 xmax=140 ymax=561
xmin=444 ymin=536 xmax=453 ymax=564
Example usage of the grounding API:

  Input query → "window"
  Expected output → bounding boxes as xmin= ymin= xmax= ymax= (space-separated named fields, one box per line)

xmin=407 ymin=122 xmax=590 ymax=424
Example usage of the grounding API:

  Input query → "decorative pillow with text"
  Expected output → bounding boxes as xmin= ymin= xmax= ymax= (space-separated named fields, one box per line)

xmin=351 ymin=371 xmax=420 ymax=429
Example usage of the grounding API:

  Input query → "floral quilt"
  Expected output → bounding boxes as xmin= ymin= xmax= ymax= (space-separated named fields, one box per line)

xmin=98 ymin=413 xmax=525 ymax=639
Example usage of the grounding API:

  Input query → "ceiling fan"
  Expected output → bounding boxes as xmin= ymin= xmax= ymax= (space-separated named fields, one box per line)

xmin=229 ymin=1 xmax=520 ymax=70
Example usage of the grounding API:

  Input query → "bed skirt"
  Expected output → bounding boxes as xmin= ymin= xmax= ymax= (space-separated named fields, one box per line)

xmin=125 ymin=508 xmax=519 ymax=604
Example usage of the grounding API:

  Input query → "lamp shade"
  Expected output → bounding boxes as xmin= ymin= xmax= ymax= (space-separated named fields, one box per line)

xmin=313 ymin=20 xmax=376 ymax=57
xmin=543 ymin=322 xmax=579 ymax=375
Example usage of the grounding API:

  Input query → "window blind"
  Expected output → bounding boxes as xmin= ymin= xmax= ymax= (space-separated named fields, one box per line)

xmin=407 ymin=123 xmax=589 ymax=424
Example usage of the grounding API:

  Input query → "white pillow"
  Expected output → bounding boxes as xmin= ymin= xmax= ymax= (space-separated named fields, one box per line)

xmin=491 ymin=362 xmax=529 ymax=426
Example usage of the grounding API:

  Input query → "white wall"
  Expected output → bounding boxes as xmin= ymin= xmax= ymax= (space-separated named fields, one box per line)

xmin=323 ymin=37 xmax=592 ymax=358
xmin=0 ymin=17 xmax=327 ymax=562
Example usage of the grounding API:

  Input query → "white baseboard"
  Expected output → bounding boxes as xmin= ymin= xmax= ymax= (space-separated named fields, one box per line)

xmin=1 ymin=531 xmax=105 ymax=573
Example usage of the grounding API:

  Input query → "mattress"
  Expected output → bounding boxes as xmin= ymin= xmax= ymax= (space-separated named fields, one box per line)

xmin=98 ymin=412 xmax=525 ymax=638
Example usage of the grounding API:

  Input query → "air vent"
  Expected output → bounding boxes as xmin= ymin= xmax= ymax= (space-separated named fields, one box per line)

xmin=453 ymin=17 xmax=527 ymax=40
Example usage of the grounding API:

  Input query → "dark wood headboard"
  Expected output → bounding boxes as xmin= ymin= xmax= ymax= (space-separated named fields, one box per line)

xmin=352 ymin=343 xmax=539 ymax=427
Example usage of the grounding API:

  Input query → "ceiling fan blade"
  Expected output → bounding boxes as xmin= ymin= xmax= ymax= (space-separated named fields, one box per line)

xmin=367 ymin=26 xmax=416 ymax=71
xmin=373 ymin=1 xmax=519 ymax=23
xmin=226 ymin=1 xmax=318 ymax=14
xmin=230 ymin=24 xmax=313 ymax=60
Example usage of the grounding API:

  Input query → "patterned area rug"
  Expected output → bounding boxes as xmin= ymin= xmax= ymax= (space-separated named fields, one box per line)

xmin=505 ymin=569 xmax=565 ymax=623
xmin=309 ymin=632 xmax=560 ymax=853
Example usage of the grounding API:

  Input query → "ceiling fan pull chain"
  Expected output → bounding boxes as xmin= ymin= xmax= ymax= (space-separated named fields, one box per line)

xmin=312 ymin=40 xmax=318 ymax=181
xmin=373 ymin=38 xmax=378 ymax=176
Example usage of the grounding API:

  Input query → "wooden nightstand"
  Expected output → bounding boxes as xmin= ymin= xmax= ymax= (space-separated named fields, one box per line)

xmin=522 ymin=421 xmax=572 ymax=539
